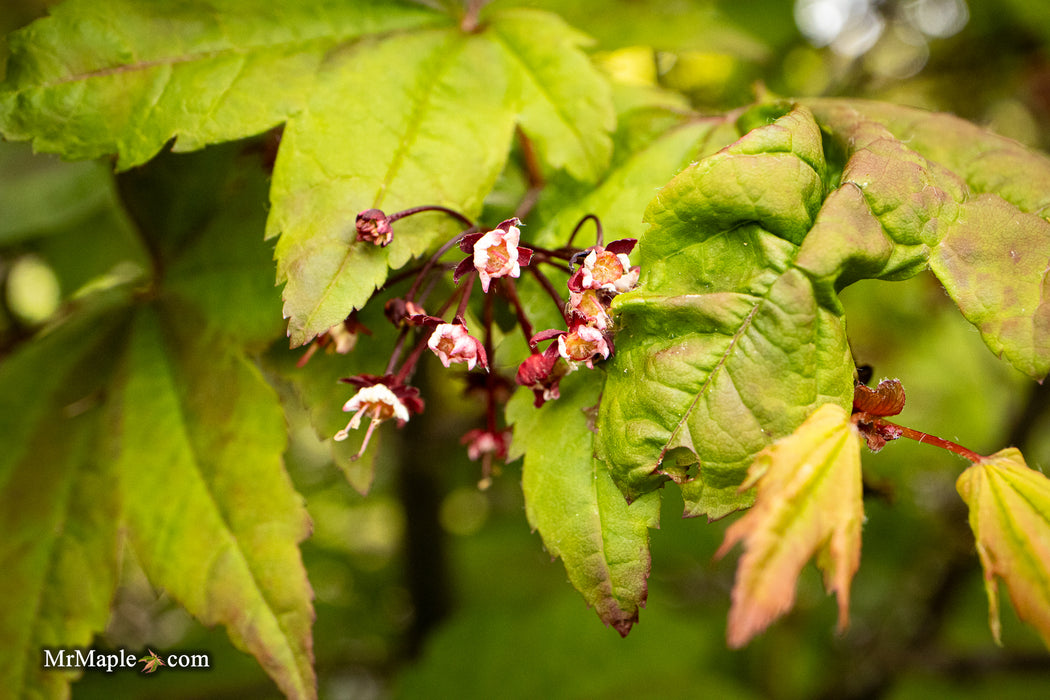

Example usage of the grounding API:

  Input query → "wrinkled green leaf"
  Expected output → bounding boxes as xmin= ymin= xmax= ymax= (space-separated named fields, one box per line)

xmin=597 ymin=106 xmax=854 ymax=518
xmin=716 ymin=403 xmax=864 ymax=648
xmin=957 ymin=448 xmax=1050 ymax=649
xmin=928 ymin=197 xmax=1050 ymax=379
xmin=115 ymin=307 xmax=314 ymax=698
xmin=802 ymin=99 xmax=1050 ymax=378
xmin=0 ymin=303 xmax=128 ymax=699
xmin=0 ymin=0 xmax=444 ymax=168
xmin=508 ymin=373 xmax=659 ymax=636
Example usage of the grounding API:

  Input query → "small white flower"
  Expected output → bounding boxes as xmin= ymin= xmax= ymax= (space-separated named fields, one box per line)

xmin=335 ymin=384 xmax=410 ymax=441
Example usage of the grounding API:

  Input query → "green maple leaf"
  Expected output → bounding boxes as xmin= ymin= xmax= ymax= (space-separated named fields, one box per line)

xmin=507 ymin=373 xmax=659 ymax=636
xmin=957 ymin=448 xmax=1050 ymax=649
xmin=0 ymin=143 xmax=315 ymax=699
xmin=0 ymin=1 xmax=616 ymax=347
xmin=266 ymin=7 xmax=614 ymax=345
xmin=800 ymin=99 xmax=1050 ymax=379
xmin=0 ymin=0 xmax=443 ymax=168
xmin=716 ymin=403 xmax=864 ymax=648
xmin=112 ymin=149 xmax=315 ymax=700
xmin=138 ymin=649 xmax=165 ymax=674
xmin=597 ymin=100 xmax=1050 ymax=518
xmin=0 ymin=299 xmax=129 ymax=698
xmin=597 ymin=106 xmax=855 ymax=518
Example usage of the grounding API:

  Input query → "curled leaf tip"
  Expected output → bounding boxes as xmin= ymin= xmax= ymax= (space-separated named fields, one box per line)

xmin=852 ymin=378 xmax=905 ymax=417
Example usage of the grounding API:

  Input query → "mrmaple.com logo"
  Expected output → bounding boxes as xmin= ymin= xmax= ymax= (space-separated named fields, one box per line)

xmin=42 ymin=647 xmax=210 ymax=674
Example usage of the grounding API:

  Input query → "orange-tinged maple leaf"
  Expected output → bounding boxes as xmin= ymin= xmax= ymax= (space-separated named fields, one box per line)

xmin=716 ymin=403 xmax=864 ymax=648
xmin=957 ymin=448 xmax=1050 ymax=649
xmin=138 ymin=649 xmax=165 ymax=674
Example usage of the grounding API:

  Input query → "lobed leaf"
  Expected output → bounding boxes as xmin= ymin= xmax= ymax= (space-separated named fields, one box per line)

xmin=716 ymin=403 xmax=864 ymax=648
xmin=0 ymin=303 xmax=128 ymax=699
xmin=114 ymin=308 xmax=315 ymax=698
xmin=802 ymin=99 xmax=1050 ymax=379
xmin=267 ymin=8 xmax=617 ymax=346
xmin=0 ymin=0 xmax=445 ymax=168
xmin=117 ymin=143 xmax=286 ymax=347
xmin=267 ymin=27 xmax=518 ymax=346
xmin=596 ymin=106 xmax=854 ymax=518
xmin=957 ymin=448 xmax=1050 ymax=649
xmin=486 ymin=8 xmax=614 ymax=182
xmin=508 ymin=373 xmax=660 ymax=636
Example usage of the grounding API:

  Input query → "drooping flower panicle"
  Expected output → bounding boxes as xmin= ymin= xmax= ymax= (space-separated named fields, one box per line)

xmin=333 ymin=209 xmax=636 ymax=485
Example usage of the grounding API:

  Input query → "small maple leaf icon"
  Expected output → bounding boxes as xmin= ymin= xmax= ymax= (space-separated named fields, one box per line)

xmin=138 ymin=649 xmax=165 ymax=674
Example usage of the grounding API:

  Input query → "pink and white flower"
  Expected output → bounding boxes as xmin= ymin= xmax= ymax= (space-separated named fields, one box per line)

xmin=428 ymin=322 xmax=488 ymax=371
xmin=568 ymin=238 xmax=639 ymax=294
xmin=530 ymin=318 xmax=613 ymax=374
xmin=557 ymin=324 xmax=611 ymax=368
xmin=453 ymin=218 xmax=534 ymax=292
xmin=461 ymin=427 xmax=512 ymax=490
xmin=515 ymin=346 xmax=568 ymax=407
xmin=567 ymin=289 xmax=613 ymax=330
xmin=333 ymin=374 xmax=424 ymax=460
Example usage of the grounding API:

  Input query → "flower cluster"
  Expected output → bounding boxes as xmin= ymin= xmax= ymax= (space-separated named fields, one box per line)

xmin=312 ymin=207 xmax=640 ymax=486
xmin=516 ymin=238 xmax=638 ymax=407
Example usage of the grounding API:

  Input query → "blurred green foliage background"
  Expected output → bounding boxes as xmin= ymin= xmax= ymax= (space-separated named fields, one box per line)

xmin=3 ymin=0 xmax=1050 ymax=698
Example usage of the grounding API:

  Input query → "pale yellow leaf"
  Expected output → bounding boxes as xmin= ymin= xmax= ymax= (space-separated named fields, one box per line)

xmin=957 ymin=448 xmax=1050 ymax=648
xmin=716 ymin=403 xmax=864 ymax=647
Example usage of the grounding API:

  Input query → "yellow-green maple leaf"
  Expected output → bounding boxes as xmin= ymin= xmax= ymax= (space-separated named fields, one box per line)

xmin=716 ymin=403 xmax=864 ymax=647
xmin=957 ymin=448 xmax=1050 ymax=648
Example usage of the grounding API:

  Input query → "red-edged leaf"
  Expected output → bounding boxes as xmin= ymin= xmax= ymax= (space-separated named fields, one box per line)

xmin=716 ymin=403 xmax=864 ymax=647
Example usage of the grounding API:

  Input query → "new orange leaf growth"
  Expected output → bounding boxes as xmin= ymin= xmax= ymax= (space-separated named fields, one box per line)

xmin=852 ymin=377 xmax=905 ymax=417
xmin=957 ymin=449 xmax=1050 ymax=649
xmin=716 ymin=403 xmax=864 ymax=648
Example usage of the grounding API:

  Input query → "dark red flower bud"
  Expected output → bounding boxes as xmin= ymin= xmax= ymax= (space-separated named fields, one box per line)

xmin=356 ymin=209 xmax=394 ymax=246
